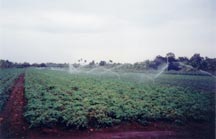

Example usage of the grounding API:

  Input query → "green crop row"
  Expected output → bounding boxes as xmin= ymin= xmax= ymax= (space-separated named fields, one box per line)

xmin=155 ymin=74 xmax=216 ymax=93
xmin=24 ymin=68 xmax=215 ymax=129
xmin=0 ymin=68 xmax=24 ymax=111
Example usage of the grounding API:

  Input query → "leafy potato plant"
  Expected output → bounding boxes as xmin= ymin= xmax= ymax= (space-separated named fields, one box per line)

xmin=24 ymin=69 xmax=214 ymax=129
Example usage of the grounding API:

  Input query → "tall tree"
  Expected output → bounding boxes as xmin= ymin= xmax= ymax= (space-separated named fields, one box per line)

xmin=189 ymin=54 xmax=204 ymax=69
xmin=166 ymin=52 xmax=176 ymax=63
xmin=99 ymin=61 xmax=106 ymax=66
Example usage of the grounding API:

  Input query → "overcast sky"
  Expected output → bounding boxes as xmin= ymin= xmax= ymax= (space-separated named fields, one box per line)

xmin=0 ymin=0 xmax=215 ymax=63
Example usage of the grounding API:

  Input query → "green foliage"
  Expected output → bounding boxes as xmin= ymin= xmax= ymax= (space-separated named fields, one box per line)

xmin=155 ymin=74 xmax=215 ymax=93
xmin=24 ymin=69 xmax=215 ymax=129
xmin=0 ymin=68 xmax=24 ymax=111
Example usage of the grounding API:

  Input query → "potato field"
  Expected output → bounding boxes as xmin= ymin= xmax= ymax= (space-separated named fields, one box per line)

xmin=0 ymin=68 xmax=215 ymax=139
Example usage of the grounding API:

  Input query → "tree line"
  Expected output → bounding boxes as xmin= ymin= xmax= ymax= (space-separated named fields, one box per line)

xmin=0 ymin=60 xmax=68 ymax=68
xmin=0 ymin=53 xmax=215 ymax=74
xmin=132 ymin=53 xmax=216 ymax=74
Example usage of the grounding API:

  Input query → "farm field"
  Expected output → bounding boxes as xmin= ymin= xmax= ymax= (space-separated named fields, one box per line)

xmin=24 ymin=69 xmax=214 ymax=127
xmin=0 ymin=68 xmax=215 ymax=139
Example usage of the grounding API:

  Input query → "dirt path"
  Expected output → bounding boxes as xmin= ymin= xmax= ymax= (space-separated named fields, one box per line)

xmin=0 ymin=74 xmax=27 ymax=139
xmin=26 ymin=121 xmax=214 ymax=139
xmin=27 ymin=122 xmax=176 ymax=139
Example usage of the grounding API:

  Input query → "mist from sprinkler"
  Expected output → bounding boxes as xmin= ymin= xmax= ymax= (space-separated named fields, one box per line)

xmin=67 ymin=55 xmax=215 ymax=84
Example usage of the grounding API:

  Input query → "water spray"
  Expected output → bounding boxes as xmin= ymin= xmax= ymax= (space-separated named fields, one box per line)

xmin=153 ymin=55 xmax=169 ymax=80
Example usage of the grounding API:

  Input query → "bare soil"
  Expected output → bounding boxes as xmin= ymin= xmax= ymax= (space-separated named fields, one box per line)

xmin=0 ymin=74 xmax=214 ymax=139
xmin=26 ymin=121 xmax=214 ymax=139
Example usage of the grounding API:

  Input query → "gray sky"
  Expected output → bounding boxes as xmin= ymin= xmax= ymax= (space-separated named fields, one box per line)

xmin=0 ymin=0 xmax=215 ymax=63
